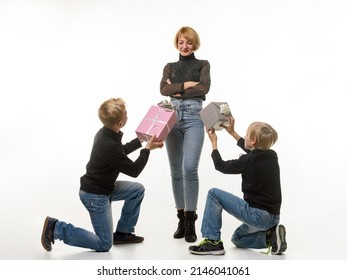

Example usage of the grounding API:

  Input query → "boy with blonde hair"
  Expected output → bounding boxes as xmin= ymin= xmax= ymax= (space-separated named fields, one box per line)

xmin=41 ymin=98 xmax=163 ymax=252
xmin=189 ymin=115 xmax=287 ymax=255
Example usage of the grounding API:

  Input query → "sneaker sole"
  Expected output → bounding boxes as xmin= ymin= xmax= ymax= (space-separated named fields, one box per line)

xmin=41 ymin=217 xmax=52 ymax=252
xmin=272 ymin=224 xmax=287 ymax=255
xmin=113 ymin=239 xmax=144 ymax=245
xmin=188 ymin=249 xmax=226 ymax=255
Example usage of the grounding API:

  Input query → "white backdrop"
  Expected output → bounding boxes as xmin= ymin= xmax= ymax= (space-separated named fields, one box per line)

xmin=1 ymin=0 xmax=347 ymax=263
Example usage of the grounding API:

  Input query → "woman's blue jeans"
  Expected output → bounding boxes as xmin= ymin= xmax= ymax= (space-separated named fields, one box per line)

xmin=53 ymin=181 xmax=144 ymax=252
xmin=165 ymin=98 xmax=204 ymax=211
xmin=201 ymin=188 xmax=280 ymax=249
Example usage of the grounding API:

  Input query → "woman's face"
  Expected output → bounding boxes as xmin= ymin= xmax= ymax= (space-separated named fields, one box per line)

xmin=177 ymin=35 xmax=194 ymax=56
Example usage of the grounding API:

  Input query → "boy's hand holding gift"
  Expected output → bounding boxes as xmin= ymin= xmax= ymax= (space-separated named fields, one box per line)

xmin=145 ymin=135 xmax=164 ymax=150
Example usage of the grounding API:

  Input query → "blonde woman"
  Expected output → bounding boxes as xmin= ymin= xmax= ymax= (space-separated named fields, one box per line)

xmin=160 ymin=26 xmax=211 ymax=242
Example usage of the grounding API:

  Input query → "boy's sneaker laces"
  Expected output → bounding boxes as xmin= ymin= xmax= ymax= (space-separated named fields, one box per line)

xmin=188 ymin=239 xmax=225 ymax=255
xmin=261 ymin=243 xmax=271 ymax=255
xmin=261 ymin=224 xmax=287 ymax=255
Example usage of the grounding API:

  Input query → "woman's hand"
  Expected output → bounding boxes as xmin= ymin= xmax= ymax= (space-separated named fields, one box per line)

xmin=184 ymin=81 xmax=199 ymax=89
xmin=166 ymin=79 xmax=182 ymax=98
xmin=172 ymin=93 xmax=182 ymax=98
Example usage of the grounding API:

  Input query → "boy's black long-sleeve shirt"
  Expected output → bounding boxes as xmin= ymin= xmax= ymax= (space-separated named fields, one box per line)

xmin=211 ymin=138 xmax=282 ymax=215
xmin=80 ymin=126 xmax=150 ymax=195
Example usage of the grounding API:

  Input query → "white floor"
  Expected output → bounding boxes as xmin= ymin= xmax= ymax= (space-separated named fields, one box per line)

xmin=1 ymin=168 xmax=345 ymax=262
xmin=1 ymin=142 xmax=346 ymax=280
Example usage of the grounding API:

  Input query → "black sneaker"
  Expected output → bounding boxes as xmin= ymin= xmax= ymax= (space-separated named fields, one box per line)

xmin=188 ymin=239 xmax=226 ymax=255
xmin=271 ymin=224 xmax=287 ymax=255
xmin=113 ymin=231 xmax=144 ymax=245
xmin=41 ymin=216 xmax=58 ymax=251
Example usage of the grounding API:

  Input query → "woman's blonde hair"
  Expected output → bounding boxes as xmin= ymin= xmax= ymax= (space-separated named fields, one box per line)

xmin=248 ymin=122 xmax=278 ymax=150
xmin=174 ymin=26 xmax=201 ymax=51
xmin=98 ymin=98 xmax=126 ymax=128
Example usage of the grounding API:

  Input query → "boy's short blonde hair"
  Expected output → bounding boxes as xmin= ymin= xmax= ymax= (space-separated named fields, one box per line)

xmin=248 ymin=122 xmax=278 ymax=150
xmin=174 ymin=26 xmax=201 ymax=51
xmin=98 ymin=98 xmax=126 ymax=128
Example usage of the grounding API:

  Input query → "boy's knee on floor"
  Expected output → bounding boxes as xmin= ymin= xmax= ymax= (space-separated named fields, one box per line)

xmin=97 ymin=240 xmax=113 ymax=252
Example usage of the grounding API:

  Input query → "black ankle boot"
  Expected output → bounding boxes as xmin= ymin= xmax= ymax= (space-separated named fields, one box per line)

xmin=173 ymin=209 xmax=185 ymax=239
xmin=185 ymin=211 xmax=197 ymax=243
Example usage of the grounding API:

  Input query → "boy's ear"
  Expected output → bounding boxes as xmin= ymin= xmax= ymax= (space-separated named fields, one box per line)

xmin=251 ymin=137 xmax=257 ymax=145
xmin=118 ymin=119 xmax=124 ymax=128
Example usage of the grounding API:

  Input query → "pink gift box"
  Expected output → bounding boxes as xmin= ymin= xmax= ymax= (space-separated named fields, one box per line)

xmin=136 ymin=105 xmax=177 ymax=141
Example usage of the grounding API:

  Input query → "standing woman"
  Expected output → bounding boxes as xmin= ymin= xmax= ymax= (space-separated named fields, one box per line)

xmin=160 ymin=26 xmax=211 ymax=242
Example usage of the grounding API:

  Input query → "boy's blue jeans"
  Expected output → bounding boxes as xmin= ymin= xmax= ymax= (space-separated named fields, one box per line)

xmin=165 ymin=98 xmax=204 ymax=211
xmin=201 ymin=188 xmax=280 ymax=249
xmin=53 ymin=180 xmax=144 ymax=252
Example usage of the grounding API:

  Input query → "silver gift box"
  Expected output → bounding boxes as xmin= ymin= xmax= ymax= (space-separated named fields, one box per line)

xmin=199 ymin=102 xmax=230 ymax=131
